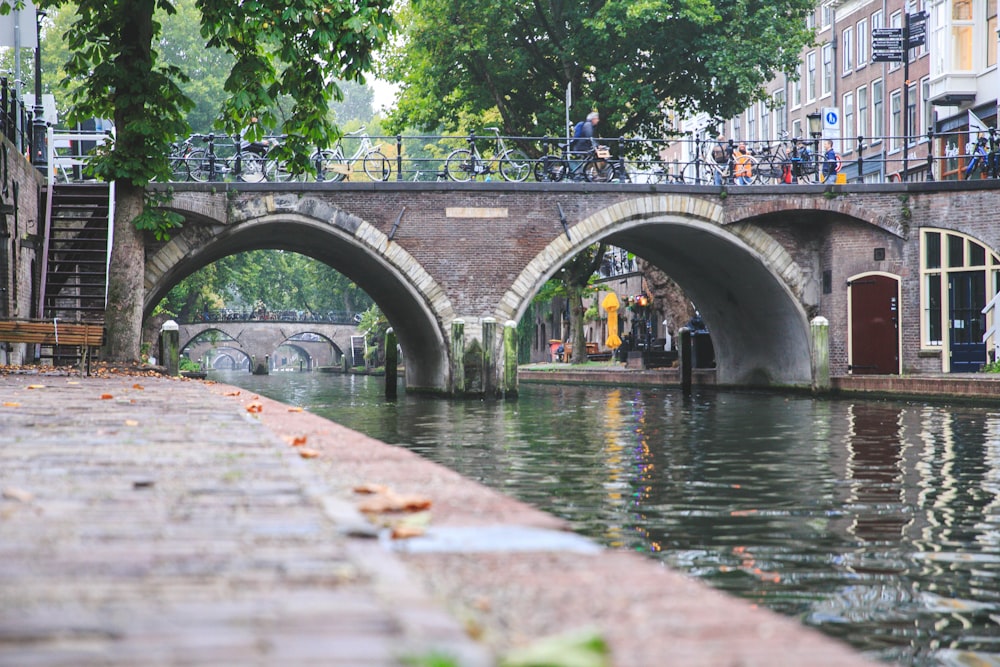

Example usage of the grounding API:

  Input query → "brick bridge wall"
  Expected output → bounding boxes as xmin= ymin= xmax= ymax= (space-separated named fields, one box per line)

xmin=145 ymin=180 xmax=1000 ymax=393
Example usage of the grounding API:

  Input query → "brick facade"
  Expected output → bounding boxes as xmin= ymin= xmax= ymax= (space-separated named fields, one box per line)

xmin=142 ymin=180 xmax=1000 ymax=392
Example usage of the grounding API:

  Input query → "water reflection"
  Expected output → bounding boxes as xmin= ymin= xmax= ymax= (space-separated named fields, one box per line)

xmin=215 ymin=371 xmax=1000 ymax=666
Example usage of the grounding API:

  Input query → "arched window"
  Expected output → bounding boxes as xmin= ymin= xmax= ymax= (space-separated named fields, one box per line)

xmin=920 ymin=229 xmax=1000 ymax=371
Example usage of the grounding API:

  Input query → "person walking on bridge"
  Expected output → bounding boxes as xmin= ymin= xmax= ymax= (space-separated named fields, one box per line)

xmin=570 ymin=111 xmax=600 ymax=180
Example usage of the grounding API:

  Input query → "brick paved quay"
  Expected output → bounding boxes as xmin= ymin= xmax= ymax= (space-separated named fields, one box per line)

xmin=0 ymin=371 xmax=885 ymax=667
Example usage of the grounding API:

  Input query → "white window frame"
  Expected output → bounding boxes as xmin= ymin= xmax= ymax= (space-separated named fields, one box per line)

xmin=843 ymin=91 xmax=855 ymax=154
xmin=822 ymin=43 xmax=833 ymax=97
xmin=843 ymin=26 xmax=854 ymax=73
xmin=872 ymin=79 xmax=884 ymax=144
xmin=857 ymin=18 xmax=869 ymax=67
xmin=857 ymin=84 xmax=869 ymax=143
xmin=807 ymin=51 xmax=817 ymax=102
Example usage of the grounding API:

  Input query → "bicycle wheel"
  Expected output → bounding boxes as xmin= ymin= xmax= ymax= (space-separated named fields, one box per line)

xmin=237 ymin=151 xmax=267 ymax=182
xmin=533 ymin=155 xmax=564 ymax=182
xmin=309 ymin=150 xmax=344 ymax=182
xmin=264 ymin=157 xmax=293 ymax=182
xmin=187 ymin=149 xmax=210 ymax=182
xmin=445 ymin=149 xmax=474 ymax=182
xmin=363 ymin=150 xmax=392 ymax=181
xmin=499 ymin=149 xmax=531 ymax=182
xmin=168 ymin=156 xmax=190 ymax=181
xmin=584 ymin=159 xmax=614 ymax=183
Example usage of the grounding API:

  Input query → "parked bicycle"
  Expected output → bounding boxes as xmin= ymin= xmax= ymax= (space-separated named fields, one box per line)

xmin=188 ymin=133 xmax=269 ymax=183
xmin=264 ymin=127 xmax=391 ymax=182
xmin=444 ymin=128 xmax=531 ymax=182
xmin=963 ymin=131 xmax=999 ymax=179
xmin=533 ymin=139 xmax=617 ymax=182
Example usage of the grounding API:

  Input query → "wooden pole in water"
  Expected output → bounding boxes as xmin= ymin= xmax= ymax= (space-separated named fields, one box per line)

xmin=679 ymin=327 xmax=692 ymax=395
xmin=384 ymin=327 xmax=398 ymax=399
xmin=503 ymin=320 xmax=519 ymax=399
xmin=482 ymin=317 xmax=497 ymax=398
xmin=451 ymin=319 xmax=465 ymax=396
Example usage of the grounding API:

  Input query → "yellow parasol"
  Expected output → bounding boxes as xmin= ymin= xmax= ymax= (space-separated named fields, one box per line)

xmin=602 ymin=292 xmax=622 ymax=349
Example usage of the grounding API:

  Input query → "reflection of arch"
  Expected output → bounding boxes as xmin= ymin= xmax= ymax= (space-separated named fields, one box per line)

xmin=211 ymin=351 xmax=245 ymax=370
xmin=200 ymin=346 xmax=251 ymax=370
xmin=146 ymin=199 xmax=451 ymax=392
xmin=499 ymin=196 xmax=813 ymax=386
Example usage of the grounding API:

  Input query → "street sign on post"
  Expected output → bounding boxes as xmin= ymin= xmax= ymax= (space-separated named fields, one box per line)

xmin=907 ymin=11 xmax=928 ymax=49
xmin=872 ymin=27 xmax=904 ymax=62
xmin=822 ymin=107 xmax=841 ymax=139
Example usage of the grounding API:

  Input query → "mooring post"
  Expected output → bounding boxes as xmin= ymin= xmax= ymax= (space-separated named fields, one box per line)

xmin=384 ymin=327 xmax=398 ymax=399
xmin=502 ymin=320 xmax=518 ymax=399
xmin=159 ymin=320 xmax=179 ymax=377
xmin=810 ymin=316 xmax=830 ymax=392
xmin=482 ymin=317 xmax=497 ymax=398
xmin=679 ymin=326 xmax=692 ymax=395
xmin=451 ymin=319 xmax=465 ymax=396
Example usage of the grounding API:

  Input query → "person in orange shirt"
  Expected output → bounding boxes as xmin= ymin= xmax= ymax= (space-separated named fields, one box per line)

xmin=732 ymin=141 xmax=754 ymax=185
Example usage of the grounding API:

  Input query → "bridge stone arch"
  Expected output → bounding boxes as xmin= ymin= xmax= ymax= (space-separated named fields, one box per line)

xmin=499 ymin=195 xmax=814 ymax=386
xmin=178 ymin=322 xmax=351 ymax=371
xmin=146 ymin=195 xmax=454 ymax=392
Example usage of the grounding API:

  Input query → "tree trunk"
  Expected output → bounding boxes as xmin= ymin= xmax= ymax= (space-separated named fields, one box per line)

xmin=102 ymin=182 xmax=145 ymax=362
xmin=568 ymin=283 xmax=588 ymax=364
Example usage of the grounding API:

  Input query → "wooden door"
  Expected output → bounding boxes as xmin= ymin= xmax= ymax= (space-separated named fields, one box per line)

xmin=849 ymin=275 xmax=899 ymax=375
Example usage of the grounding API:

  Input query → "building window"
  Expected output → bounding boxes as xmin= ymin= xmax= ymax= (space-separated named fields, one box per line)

xmin=822 ymin=43 xmax=833 ymax=96
xmin=920 ymin=229 xmax=1000 ymax=371
xmin=857 ymin=85 xmax=869 ymax=142
xmin=907 ymin=83 xmax=918 ymax=147
xmin=792 ymin=64 xmax=802 ymax=108
xmin=843 ymin=92 xmax=855 ymax=154
xmin=889 ymin=11 xmax=903 ymax=72
xmin=774 ymin=90 xmax=787 ymax=137
xmin=920 ymin=78 xmax=932 ymax=142
xmin=872 ymin=8 xmax=883 ymax=30
xmin=890 ymin=89 xmax=902 ymax=151
xmin=952 ymin=0 xmax=973 ymax=71
xmin=806 ymin=9 xmax=815 ymax=30
xmin=822 ymin=5 xmax=833 ymax=28
xmin=872 ymin=79 xmax=883 ymax=143
xmin=747 ymin=106 xmax=756 ymax=142
xmin=807 ymin=51 xmax=817 ymax=102
xmin=843 ymin=27 xmax=854 ymax=73
xmin=792 ymin=118 xmax=802 ymax=140
xmin=760 ymin=100 xmax=771 ymax=143
xmin=989 ymin=0 xmax=997 ymax=69
xmin=857 ymin=18 xmax=869 ymax=67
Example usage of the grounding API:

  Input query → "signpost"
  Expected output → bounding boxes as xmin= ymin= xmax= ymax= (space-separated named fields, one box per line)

xmin=872 ymin=27 xmax=903 ymax=63
xmin=871 ymin=13 xmax=927 ymax=179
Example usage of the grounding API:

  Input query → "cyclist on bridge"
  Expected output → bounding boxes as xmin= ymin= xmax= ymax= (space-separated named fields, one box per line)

xmin=570 ymin=111 xmax=600 ymax=179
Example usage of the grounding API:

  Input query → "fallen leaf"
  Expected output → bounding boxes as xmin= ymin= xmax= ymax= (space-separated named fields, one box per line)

xmin=2 ymin=487 xmax=34 ymax=503
xmin=358 ymin=492 xmax=432 ymax=514
xmin=298 ymin=447 xmax=321 ymax=459
xmin=26 ymin=384 xmax=44 ymax=389
xmin=287 ymin=406 xmax=304 ymax=412
xmin=291 ymin=435 xmax=307 ymax=447
xmin=3 ymin=402 xmax=20 ymax=408
xmin=124 ymin=419 xmax=139 ymax=426
xmin=246 ymin=402 xmax=263 ymax=414
xmin=100 ymin=393 xmax=114 ymax=400
xmin=224 ymin=391 xmax=240 ymax=396
xmin=353 ymin=482 xmax=389 ymax=495
xmin=132 ymin=384 xmax=144 ymax=390
xmin=391 ymin=524 xmax=426 ymax=539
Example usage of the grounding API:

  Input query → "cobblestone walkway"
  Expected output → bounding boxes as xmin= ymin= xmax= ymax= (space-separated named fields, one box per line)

xmin=0 ymin=374 xmax=488 ymax=666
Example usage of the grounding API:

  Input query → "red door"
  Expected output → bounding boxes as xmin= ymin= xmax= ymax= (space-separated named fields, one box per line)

xmin=849 ymin=275 xmax=899 ymax=375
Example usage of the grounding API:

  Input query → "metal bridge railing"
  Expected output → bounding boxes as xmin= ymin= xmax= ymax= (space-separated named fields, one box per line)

xmin=42 ymin=127 xmax=1000 ymax=187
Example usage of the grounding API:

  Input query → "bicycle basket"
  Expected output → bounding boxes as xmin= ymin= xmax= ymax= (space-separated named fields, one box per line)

xmin=595 ymin=145 xmax=611 ymax=159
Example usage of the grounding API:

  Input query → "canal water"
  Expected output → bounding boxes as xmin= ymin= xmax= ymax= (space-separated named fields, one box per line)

xmin=212 ymin=370 xmax=1000 ymax=667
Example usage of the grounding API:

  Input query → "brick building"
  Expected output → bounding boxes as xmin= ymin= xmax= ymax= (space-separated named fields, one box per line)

xmin=666 ymin=0 xmax=997 ymax=182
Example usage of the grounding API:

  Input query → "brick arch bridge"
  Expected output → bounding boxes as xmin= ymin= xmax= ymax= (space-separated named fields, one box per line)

xmin=177 ymin=321 xmax=353 ymax=372
xmin=143 ymin=181 xmax=999 ymax=395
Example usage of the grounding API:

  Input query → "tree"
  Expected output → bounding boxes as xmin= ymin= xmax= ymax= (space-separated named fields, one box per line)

xmin=384 ymin=0 xmax=814 ymax=138
xmin=542 ymin=242 xmax=605 ymax=364
xmin=1 ymin=0 xmax=394 ymax=362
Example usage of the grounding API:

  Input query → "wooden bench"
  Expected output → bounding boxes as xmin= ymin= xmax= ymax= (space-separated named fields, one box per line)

xmin=0 ymin=319 xmax=105 ymax=373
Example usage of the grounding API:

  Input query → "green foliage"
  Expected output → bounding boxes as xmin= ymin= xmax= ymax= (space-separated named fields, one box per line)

xmin=980 ymin=360 xmax=1000 ymax=374
xmin=179 ymin=356 xmax=201 ymax=371
xmin=384 ymin=0 xmax=815 ymax=137
xmin=500 ymin=629 xmax=611 ymax=667
xmin=153 ymin=250 xmax=373 ymax=322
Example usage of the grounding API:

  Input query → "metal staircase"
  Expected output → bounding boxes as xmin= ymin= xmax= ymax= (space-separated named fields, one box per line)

xmin=37 ymin=182 xmax=113 ymax=364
